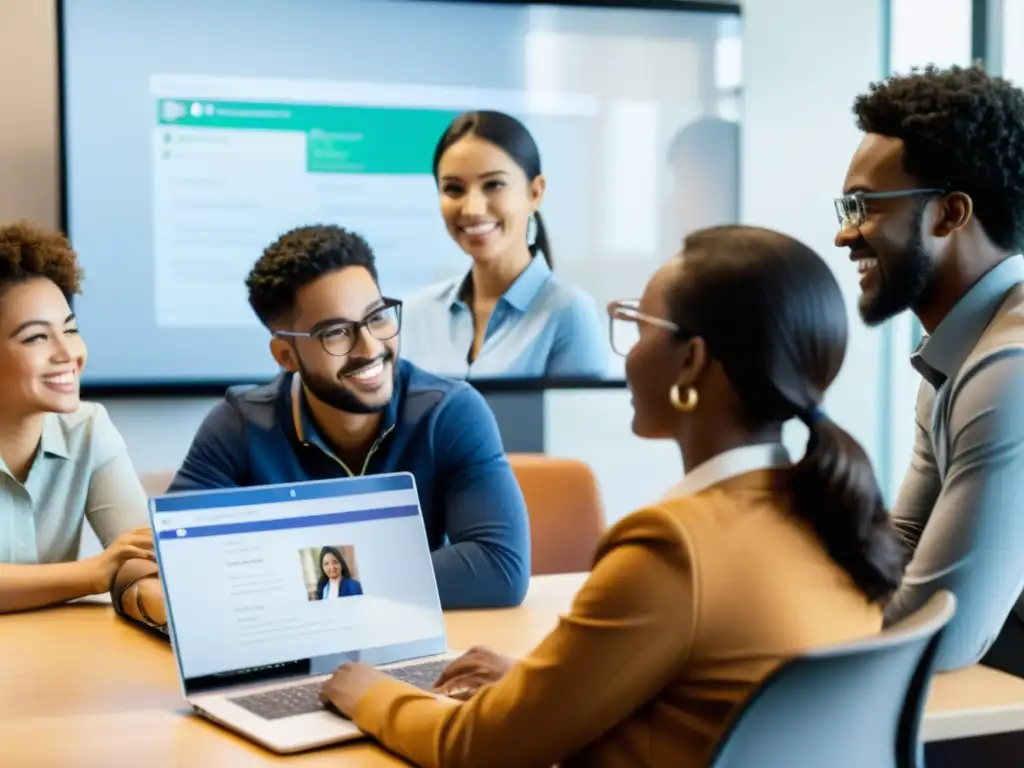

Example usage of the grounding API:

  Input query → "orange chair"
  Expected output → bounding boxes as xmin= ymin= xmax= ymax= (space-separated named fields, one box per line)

xmin=508 ymin=454 xmax=606 ymax=575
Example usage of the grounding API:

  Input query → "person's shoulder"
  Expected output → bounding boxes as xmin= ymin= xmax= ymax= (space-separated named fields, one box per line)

xmin=400 ymin=358 xmax=476 ymax=401
xmin=602 ymin=490 xmax=784 ymax=558
xmin=224 ymin=374 xmax=286 ymax=408
xmin=207 ymin=374 xmax=290 ymax=431
xmin=949 ymin=342 xmax=1024 ymax=438
xmin=398 ymin=359 xmax=483 ymax=417
xmin=537 ymin=272 xmax=598 ymax=312
xmin=599 ymin=503 xmax=695 ymax=562
xmin=964 ymin=280 xmax=1024 ymax=366
xmin=52 ymin=400 xmax=109 ymax=432
xmin=402 ymin=276 xmax=463 ymax=310
xmin=995 ymin=276 xmax=1024 ymax=317
xmin=535 ymin=276 xmax=602 ymax=335
xmin=954 ymin=308 xmax=1024 ymax=403
xmin=608 ymin=493 xmax=743 ymax=536
xmin=49 ymin=402 xmax=128 ymax=466
xmin=51 ymin=401 xmax=123 ymax=442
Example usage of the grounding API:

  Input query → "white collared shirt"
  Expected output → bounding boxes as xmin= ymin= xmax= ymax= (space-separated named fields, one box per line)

xmin=660 ymin=443 xmax=791 ymax=502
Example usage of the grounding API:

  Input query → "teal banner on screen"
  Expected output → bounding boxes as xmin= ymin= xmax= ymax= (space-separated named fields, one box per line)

xmin=156 ymin=99 xmax=459 ymax=174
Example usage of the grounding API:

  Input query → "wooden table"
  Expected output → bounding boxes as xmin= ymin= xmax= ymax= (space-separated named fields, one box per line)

xmin=2 ymin=573 xmax=1024 ymax=766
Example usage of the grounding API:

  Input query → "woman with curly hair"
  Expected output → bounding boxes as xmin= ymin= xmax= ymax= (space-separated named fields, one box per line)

xmin=0 ymin=221 xmax=163 ymax=627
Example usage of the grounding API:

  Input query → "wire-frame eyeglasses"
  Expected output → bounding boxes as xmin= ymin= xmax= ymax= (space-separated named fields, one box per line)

xmin=607 ymin=299 xmax=680 ymax=357
xmin=834 ymin=188 xmax=945 ymax=231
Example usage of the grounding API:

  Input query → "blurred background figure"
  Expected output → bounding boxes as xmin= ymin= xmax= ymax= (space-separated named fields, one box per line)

xmin=662 ymin=117 xmax=740 ymax=253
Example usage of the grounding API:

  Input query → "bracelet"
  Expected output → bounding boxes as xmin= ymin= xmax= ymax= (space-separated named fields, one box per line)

xmin=132 ymin=579 xmax=166 ymax=629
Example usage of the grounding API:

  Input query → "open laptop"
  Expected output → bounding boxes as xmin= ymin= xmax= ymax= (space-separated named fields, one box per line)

xmin=149 ymin=472 xmax=457 ymax=754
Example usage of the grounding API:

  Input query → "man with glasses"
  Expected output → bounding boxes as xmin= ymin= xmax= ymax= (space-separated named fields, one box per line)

xmin=165 ymin=225 xmax=530 ymax=610
xmin=836 ymin=64 xmax=1024 ymax=674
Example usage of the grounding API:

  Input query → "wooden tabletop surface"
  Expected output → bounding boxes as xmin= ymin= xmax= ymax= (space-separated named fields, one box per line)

xmin=2 ymin=573 xmax=1023 ymax=766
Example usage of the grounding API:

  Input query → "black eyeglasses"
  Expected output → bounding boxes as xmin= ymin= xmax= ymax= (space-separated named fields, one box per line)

xmin=607 ymin=299 xmax=680 ymax=357
xmin=834 ymin=188 xmax=946 ymax=230
xmin=274 ymin=298 xmax=402 ymax=357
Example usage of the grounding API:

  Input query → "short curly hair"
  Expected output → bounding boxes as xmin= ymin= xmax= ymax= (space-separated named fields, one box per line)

xmin=853 ymin=63 xmax=1024 ymax=252
xmin=246 ymin=225 xmax=378 ymax=327
xmin=0 ymin=220 xmax=83 ymax=299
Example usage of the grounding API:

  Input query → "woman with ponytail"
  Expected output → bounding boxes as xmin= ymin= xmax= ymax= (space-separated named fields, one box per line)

xmin=319 ymin=225 xmax=904 ymax=768
xmin=399 ymin=110 xmax=608 ymax=380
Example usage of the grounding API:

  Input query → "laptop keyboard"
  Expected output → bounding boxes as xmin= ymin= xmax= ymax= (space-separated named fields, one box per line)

xmin=384 ymin=658 xmax=454 ymax=691
xmin=230 ymin=679 xmax=325 ymax=721
xmin=228 ymin=658 xmax=453 ymax=720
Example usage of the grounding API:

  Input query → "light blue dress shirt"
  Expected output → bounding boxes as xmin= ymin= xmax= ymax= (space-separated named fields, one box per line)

xmin=399 ymin=256 xmax=609 ymax=379
xmin=886 ymin=255 xmax=1024 ymax=671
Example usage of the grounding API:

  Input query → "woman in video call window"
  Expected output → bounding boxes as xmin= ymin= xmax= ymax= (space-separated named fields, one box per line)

xmin=315 ymin=546 xmax=363 ymax=599
xmin=399 ymin=110 xmax=608 ymax=380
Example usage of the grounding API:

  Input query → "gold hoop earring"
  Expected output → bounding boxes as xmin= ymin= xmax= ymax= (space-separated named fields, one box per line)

xmin=669 ymin=384 xmax=698 ymax=412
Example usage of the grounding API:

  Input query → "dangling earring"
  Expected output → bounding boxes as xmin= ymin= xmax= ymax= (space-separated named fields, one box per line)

xmin=526 ymin=212 xmax=538 ymax=246
xmin=670 ymin=384 xmax=698 ymax=412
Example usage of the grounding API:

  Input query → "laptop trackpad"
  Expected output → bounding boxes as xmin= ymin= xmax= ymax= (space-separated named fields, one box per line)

xmin=195 ymin=693 xmax=362 ymax=754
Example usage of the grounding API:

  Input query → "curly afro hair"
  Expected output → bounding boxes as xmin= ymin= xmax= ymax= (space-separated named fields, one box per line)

xmin=0 ymin=220 xmax=83 ymax=299
xmin=853 ymin=63 xmax=1024 ymax=253
xmin=246 ymin=224 xmax=378 ymax=327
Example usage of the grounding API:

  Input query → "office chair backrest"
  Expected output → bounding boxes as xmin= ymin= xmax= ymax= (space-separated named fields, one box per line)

xmin=707 ymin=590 xmax=956 ymax=768
xmin=508 ymin=454 xmax=605 ymax=575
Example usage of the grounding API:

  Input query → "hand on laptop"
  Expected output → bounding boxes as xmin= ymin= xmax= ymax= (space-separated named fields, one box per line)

xmin=434 ymin=646 xmax=514 ymax=700
xmin=320 ymin=662 xmax=389 ymax=718
xmin=85 ymin=527 xmax=156 ymax=593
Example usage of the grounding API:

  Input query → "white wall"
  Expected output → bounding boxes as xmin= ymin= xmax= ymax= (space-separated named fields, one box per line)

xmin=0 ymin=0 xmax=58 ymax=224
xmin=1005 ymin=0 xmax=1024 ymax=82
xmin=1 ymin=0 xmax=900 ymax=529
xmin=884 ymin=0 xmax=976 ymax=497
xmin=536 ymin=0 xmax=895 ymax=518
xmin=739 ymin=0 xmax=892 ymax=489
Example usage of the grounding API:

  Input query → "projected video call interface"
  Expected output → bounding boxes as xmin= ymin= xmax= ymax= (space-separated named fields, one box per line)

xmin=60 ymin=0 xmax=741 ymax=386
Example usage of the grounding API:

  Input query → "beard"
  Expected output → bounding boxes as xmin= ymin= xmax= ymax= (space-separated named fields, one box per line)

xmin=298 ymin=349 xmax=395 ymax=415
xmin=858 ymin=205 xmax=936 ymax=327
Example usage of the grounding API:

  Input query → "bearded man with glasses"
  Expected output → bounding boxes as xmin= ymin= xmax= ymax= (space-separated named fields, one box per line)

xmin=836 ymin=64 xmax=1024 ymax=676
xmin=160 ymin=225 xmax=530 ymax=611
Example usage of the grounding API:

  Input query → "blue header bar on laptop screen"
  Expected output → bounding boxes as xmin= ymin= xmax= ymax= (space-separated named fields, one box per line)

xmin=150 ymin=473 xmax=420 ymax=540
xmin=154 ymin=504 xmax=418 ymax=540
xmin=152 ymin=473 xmax=414 ymax=512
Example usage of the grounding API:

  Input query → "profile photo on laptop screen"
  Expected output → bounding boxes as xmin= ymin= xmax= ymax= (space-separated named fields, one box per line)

xmin=301 ymin=545 xmax=363 ymax=601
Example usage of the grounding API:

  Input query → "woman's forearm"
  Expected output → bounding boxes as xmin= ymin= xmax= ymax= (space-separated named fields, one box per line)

xmin=112 ymin=559 xmax=165 ymax=626
xmin=0 ymin=560 xmax=99 ymax=614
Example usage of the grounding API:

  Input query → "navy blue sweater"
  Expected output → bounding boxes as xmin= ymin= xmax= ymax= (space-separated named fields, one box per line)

xmin=169 ymin=359 xmax=530 ymax=609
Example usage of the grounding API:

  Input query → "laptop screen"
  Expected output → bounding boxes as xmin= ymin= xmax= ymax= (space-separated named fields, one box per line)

xmin=151 ymin=473 xmax=446 ymax=695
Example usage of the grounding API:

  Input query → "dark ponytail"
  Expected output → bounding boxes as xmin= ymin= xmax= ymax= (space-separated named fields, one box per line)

xmin=666 ymin=225 xmax=905 ymax=604
xmin=789 ymin=412 xmax=904 ymax=602
xmin=530 ymin=211 xmax=553 ymax=269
